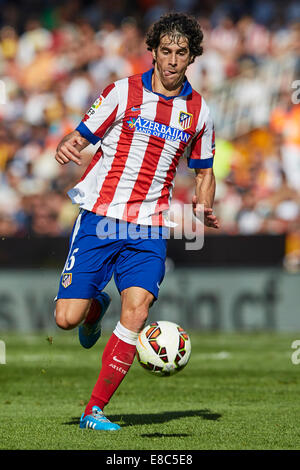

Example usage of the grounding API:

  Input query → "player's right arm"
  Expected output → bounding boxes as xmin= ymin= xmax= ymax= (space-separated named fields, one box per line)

xmin=55 ymin=130 xmax=90 ymax=166
xmin=55 ymin=83 xmax=119 ymax=166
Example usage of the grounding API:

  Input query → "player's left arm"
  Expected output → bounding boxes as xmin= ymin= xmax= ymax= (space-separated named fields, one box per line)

xmin=187 ymin=103 xmax=219 ymax=229
xmin=192 ymin=167 xmax=219 ymax=229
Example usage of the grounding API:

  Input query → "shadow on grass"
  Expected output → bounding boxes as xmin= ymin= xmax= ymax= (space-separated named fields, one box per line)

xmin=64 ymin=409 xmax=221 ymax=428
xmin=141 ymin=433 xmax=190 ymax=438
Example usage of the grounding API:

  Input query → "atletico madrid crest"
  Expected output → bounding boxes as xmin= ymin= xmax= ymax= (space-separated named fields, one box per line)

xmin=62 ymin=273 xmax=72 ymax=288
xmin=179 ymin=111 xmax=193 ymax=130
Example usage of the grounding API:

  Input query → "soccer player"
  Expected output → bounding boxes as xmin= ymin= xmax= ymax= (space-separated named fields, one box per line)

xmin=54 ymin=12 xmax=219 ymax=431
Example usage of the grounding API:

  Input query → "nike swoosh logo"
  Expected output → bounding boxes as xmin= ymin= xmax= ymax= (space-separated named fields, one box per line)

xmin=113 ymin=356 xmax=132 ymax=366
xmin=131 ymin=106 xmax=141 ymax=112
xmin=157 ymin=283 xmax=160 ymax=289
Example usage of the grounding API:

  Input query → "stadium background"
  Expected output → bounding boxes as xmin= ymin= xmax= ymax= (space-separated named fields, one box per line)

xmin=0 ymin=0 xmax=299 ymax=332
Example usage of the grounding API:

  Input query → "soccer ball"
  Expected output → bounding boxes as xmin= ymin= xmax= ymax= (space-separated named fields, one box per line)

xmin=136 ymin=321 xmax=191 ymax=376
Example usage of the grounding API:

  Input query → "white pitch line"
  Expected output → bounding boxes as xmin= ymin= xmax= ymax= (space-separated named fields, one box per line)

xmin=192 ymin=351 xmax=231 ymax=360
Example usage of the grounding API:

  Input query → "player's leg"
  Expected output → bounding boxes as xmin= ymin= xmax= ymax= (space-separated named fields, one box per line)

xmin=119 ymin=286 xmax=154 ymax=332
xmin=55 ymin=298 xmax=92 ymax=330
xmin=81 ymin=286 xmax=153 ymax=421
xmin=55 ymin=210 xmax=118 ymax=343
xmin=77 ymin=292 xmax=111 ymax=348
xmin=80 ymin=235 xmax=166 ymax=429
xmin=55 ymin=281 xmax=111 ymax=346
xmin=55 ymin=294 xmax=110 ymax=334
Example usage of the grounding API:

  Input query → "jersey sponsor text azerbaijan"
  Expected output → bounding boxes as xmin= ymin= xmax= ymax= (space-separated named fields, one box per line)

xmin=68 ymin=68 xmax=215 ymax=226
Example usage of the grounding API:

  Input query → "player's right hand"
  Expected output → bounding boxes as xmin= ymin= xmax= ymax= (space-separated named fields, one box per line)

xmin=55 ymin=134 xmax=84 ymax=166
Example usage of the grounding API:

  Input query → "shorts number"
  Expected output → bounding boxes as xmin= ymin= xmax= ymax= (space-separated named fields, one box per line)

xmin=65 ymin=248 xmax=79 ymax=271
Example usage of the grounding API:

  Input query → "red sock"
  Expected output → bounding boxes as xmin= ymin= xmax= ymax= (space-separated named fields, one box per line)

xmin=84 ymin=299 xmax=101 ymax=324
xmin=84 ymin=331 xmax=136 ymax=416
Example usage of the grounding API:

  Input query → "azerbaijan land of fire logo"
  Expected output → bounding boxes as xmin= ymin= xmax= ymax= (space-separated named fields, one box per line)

xmin=126 ymin=117 xmax=137 ymax=129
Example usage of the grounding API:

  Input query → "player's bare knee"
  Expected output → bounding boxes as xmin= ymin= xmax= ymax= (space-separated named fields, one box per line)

xmin=55 ymin=299 xmax=91 ymax=330
xmin=121 ymin=297 xmax=152 ymax=331
xmin=55 ymin=306 xmax=78 ymax=330
xmin=55 ymin=308 xmax=71 ymax=330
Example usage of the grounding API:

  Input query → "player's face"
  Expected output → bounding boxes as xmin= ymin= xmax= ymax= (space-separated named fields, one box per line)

xmin=153 ymin=34 xmax=192 ymax=92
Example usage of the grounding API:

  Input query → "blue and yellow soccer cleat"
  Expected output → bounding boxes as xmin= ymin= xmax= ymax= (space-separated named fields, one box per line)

xmin=78 ymin=292 xmax=111 ymax=349
xmin=79 ymin=406 xmax=121 ymax=431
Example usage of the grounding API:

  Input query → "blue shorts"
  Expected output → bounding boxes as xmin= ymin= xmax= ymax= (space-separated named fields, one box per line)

xmin=56 ymin=210 xmax=168 ymax=301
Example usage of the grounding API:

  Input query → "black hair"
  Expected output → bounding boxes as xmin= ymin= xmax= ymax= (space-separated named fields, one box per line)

xmin=145 ymin=12 xmax=204 ymax=64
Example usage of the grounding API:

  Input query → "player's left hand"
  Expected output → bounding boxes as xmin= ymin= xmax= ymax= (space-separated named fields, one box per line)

xmin=192 ymin=195 xmax=220 ymax=229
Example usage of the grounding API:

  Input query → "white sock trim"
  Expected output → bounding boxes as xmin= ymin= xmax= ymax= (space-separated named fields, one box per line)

xmin=113 ymin=321 xmax=139 ymax=346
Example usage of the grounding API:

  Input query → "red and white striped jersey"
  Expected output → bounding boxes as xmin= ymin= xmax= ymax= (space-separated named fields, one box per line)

xmin=68 ymin=68 xmax=215 ymax=226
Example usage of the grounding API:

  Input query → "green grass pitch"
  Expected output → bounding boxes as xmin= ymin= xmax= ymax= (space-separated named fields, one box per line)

xmin=0 ymin=330 xmax=300 ymax=450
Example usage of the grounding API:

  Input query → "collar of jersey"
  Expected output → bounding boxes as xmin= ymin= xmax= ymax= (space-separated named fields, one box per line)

xmin=142 ymin=68 xmax=192 ymax=101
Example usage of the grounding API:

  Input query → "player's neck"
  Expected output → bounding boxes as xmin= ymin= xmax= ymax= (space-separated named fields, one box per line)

xmin=151 ymin=67 xmax=184 ymax=97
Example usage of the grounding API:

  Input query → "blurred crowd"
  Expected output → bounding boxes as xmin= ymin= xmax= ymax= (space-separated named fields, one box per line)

xmin=0 ymin=0 xmax=299 ymax=261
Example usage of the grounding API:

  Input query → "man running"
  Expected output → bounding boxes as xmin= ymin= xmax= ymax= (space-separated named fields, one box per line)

xmin=54 ymin=12 xmax=219 ymax=431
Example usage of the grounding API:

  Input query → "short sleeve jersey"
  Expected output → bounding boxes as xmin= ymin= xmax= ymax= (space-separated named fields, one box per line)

xmin=68 ymin=68 xmax=215 ymax=226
